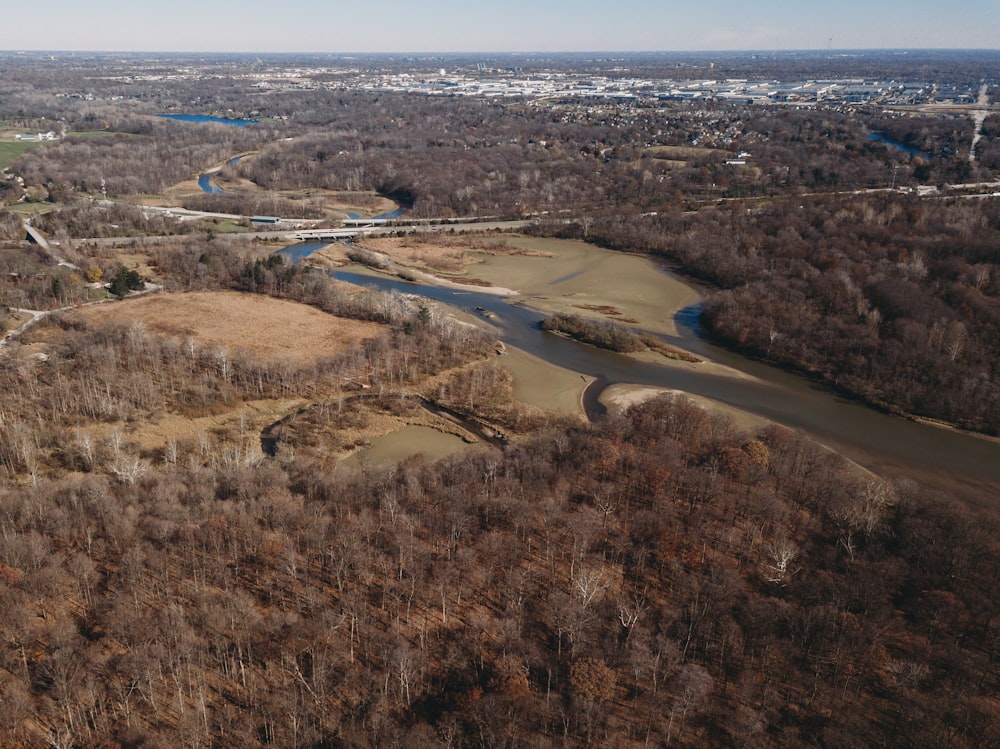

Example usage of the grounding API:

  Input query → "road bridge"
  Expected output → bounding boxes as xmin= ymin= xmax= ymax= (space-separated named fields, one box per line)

xmin=23 ymin=220 xmax=80 ymax=270
xmin=291 ymin=219 xmax=534 ymax=242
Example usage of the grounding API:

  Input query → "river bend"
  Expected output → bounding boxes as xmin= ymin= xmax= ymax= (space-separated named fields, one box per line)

xmin=330 ymin=268 xmax=1000 ymax=507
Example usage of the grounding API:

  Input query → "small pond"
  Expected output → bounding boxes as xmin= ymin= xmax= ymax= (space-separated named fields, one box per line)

xmin=337 ymin=425 xmax=471 ymax=471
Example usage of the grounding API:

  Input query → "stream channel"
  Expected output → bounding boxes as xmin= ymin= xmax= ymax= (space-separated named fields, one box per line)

xmin=285 ymin=244 xmax=1000 ymax=506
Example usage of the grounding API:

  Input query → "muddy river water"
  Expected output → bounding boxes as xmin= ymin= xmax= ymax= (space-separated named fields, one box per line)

xmin=289 ymin=238 xmax=1000 ymax=506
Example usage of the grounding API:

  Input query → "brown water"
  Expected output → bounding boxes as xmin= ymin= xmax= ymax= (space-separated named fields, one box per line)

xmin=333 ymin=267 xmax=1000 ymax=508
xmin=337 ymin=425 xmax=472 ymax=472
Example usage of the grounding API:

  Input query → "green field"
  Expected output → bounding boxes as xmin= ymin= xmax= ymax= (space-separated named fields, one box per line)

xmin=197 ymin=217 xmax=251 ymax=233
xmin=67 ymin=130 xmax=130 ymax=140
xmin=6 ymin=202 xmax=53 ymax=215
xmin=0 ymin=140 xmax=42 ymax=169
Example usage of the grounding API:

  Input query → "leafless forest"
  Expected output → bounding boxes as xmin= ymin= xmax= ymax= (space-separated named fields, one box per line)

xmin=1 ymin=51 xmax=999 ymax=747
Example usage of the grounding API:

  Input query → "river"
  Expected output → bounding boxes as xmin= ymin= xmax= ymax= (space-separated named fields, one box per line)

xmin=868 ymin=132 xmax=927 ymax=158
xmin=197 ymin=156 xmax=245 ymax=195
xmin=158 ymin=114 xmax=258 ymax=127
xmin=327 ymin=266 xmax=1000 ymax=508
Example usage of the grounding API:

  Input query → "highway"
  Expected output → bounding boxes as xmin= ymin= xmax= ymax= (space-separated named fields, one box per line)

xmin=287 ymin=218 xmax=534 ymax=241
xmin=74 ymin=215 xmax=536 ymax=246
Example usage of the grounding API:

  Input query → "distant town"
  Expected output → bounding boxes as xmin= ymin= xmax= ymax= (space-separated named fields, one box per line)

xmin=1 ymin=48 xmax=999 ymax=749
xmin=10 ymin=49 xmax=992 ymax=111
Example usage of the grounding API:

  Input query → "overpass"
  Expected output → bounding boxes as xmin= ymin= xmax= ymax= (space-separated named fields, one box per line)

xmin=24 ymin=220 xmax=80 ymax=270
xmin=290 ymin=219 xmax=534 ymax=242
xmin=71 ymin=203 xmax=536 ymax=245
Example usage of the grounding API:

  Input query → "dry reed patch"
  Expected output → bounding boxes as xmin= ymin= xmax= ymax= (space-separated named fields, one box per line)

xmin=109 ymin=397 xmax=307 ymax=454
xmin=300 ymin=246 xmax=351 ymax=269
xmin=329 ymin=191 xmax=398 ymax=216
xmin=71 ymin=290 xmax=385 ymax=363
xmin=158 ymin=180 xmax=204 ymax=203
xmin=358 ymin=235 xmax=537 ymax=275
xmin=361 ymin=235 xmax=473 ymax=273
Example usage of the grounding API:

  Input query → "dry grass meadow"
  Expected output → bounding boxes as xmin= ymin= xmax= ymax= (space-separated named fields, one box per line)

xmin=70 ymin=290 xmax=384 ymax=364
xmin=38 ymin=291 xmax=388 ymax=452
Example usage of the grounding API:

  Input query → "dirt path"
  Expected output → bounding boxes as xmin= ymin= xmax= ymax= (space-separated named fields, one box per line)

xmin=0 ymin=308 xmax=45 ymax=347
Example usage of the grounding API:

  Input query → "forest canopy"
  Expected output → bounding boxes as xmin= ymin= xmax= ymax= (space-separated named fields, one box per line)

xmin=1 ymin=51 xmax=999 ymax=747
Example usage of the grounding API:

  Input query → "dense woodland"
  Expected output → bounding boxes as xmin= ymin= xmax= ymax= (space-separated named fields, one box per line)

xmin=1 ymin=347 xmax=998 ymax=746
xmin=4 ymin=88 xmax=992 ymax=226
xmin=977 ymin=114 xmax=1000 ymax=169
xmin=1 ymin=53 xmax=1000 ymax=747
xmin=573 ymin=195 xmax=1000 ymax=433
xmin=2 ymin=251 xmax=999 ymax=746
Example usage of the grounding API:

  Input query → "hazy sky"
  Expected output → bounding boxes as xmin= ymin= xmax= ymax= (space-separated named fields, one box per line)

xmin=6 ymin=0 xmax=998 ymax=53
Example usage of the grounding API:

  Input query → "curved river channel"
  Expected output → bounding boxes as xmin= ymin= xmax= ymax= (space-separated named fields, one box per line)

xmin=318 ymin=265 xmax=1000 ymax=507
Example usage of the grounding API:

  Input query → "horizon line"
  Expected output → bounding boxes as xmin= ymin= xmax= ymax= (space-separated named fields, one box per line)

xmin=3 ymin=47 xmax=1000 ymax=56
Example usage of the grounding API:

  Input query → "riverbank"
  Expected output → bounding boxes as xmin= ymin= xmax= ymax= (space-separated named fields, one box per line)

xmin=599 ymin=383 xmax=770 ymax=432
xmin=310 ymin=233 xmax=1000 ymax=509
xmin=351 ymin=234 xmax=758 ymax=371
xmin=341 ymin=233 xmax=769 ymax=416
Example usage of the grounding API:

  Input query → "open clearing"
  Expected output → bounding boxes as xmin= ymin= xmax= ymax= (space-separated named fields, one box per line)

xmin=70 ymin=290 xmax=384 ymax=363
xmin=0 ymin=139 xmax=42 ymax=168
xmin=644 ymin=144 xmax=730 ymax=161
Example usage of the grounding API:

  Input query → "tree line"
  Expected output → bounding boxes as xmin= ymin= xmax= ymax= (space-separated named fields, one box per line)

xmin=6 ymin=87 xmax=988 ymax=231
xmin=569 ymin=193 xmax=1000 ymax=434
xmin=0 ymin=386 xmax=996 ymax=747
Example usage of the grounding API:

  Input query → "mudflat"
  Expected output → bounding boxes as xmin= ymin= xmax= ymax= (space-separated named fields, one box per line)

xmin=357 ymin=235 xmax=699 ymax=335
xmin=443 ymin=236 xmax=699 ymax=337
xmin=344 ymin=234 xmax=761 ymax=417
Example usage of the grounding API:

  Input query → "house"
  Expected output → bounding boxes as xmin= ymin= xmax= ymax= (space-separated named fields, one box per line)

xmin=14 ymin=131 xmax=57 ymax=141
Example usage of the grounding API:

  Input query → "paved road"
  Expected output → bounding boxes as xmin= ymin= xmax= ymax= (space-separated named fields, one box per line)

xmin=133 ymin=203 xmax=245 ymax=221
xmin=75 ymin=218 xmax=537 ymax=246
xmin=23 ymin=220 xmax=80 ymax=270
xmin=1 ymin=283 xmax=163 ymax=348
xmin=0 ymin=308 xmax=46 ymax=348
xmin=289 ymin=219 xmax=534 ymax=241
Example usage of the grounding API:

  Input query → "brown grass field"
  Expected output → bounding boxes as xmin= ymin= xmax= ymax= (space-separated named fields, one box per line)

xmin=52 ymin=291 xmax=388 ymax=453
xmin=355 ymin=234 xmax=550 ymax=274
xmin=644 ymin=144 xmax=731 ymax=161
xmin=70 ymin=290 xmax=384 ymax=363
